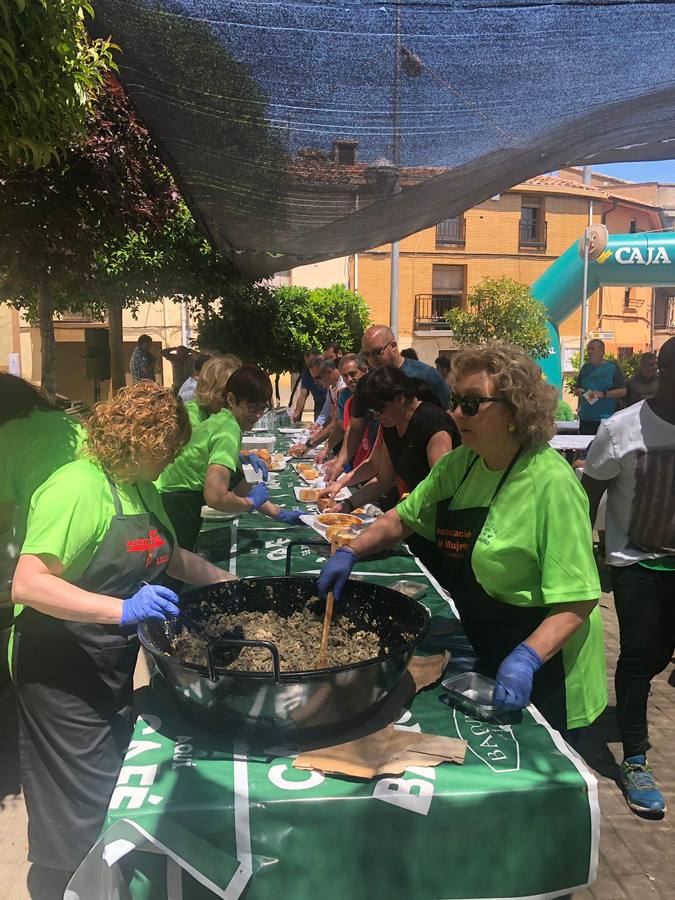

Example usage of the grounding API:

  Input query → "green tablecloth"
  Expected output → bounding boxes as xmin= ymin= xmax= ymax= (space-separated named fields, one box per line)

xmin=68 ymin=434 xmax=599 ymax=900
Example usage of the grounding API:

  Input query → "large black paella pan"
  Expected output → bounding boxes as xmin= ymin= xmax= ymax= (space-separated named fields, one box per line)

xmin=139 ymin=574 xmax=430 ymax=744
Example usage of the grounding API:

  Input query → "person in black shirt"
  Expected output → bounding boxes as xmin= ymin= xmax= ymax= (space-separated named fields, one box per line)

xmin=323 ymin=325 xmax=450 ymax=482
xmin=321 ymin=367 xmax=459 ymax=572
xmin=322 ymin=366 xmax=459 ymax=573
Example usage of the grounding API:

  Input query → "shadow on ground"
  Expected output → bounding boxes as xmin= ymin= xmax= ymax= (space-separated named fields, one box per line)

xmin=574 ymin=704 xmax=621 ymax=784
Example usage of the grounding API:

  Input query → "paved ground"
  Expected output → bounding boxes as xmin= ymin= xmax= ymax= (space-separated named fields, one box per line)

xmin=1 ymin=593 xmax=673 ymax=899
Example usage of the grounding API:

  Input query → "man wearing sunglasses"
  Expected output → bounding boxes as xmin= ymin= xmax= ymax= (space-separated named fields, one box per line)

xmin=324 ymin=325 xmax=451 ymax=481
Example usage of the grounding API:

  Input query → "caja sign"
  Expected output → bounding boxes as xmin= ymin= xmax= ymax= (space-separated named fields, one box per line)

xmin=597 ymin=245 xmax=672 ymax=266
xmin=613 ymin=245 xmax=671 ymax=265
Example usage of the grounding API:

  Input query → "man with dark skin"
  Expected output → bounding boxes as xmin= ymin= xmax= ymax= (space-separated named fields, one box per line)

xmin=582 ymin=336 xmax=675 ymax=818
xmin=324 ymin=325 xmax=450 ymax=481
xmin=624 ymin=352 xmax=659 ymax=406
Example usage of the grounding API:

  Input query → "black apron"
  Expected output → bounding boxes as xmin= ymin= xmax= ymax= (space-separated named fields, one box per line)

xmin=435 ymin=453 xmax=568 ymax=731
xmin=13 ymin=477 xmax=173 ymax=872
xmin=161 ymin=469 xmax=244 ymax=551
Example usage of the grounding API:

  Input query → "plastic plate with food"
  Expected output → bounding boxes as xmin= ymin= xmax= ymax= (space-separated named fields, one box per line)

xmin=293 ymin=486 xmax=350 ymax=503
xmin=294 ymin=464 xmax=323 ymax=484
xmin=316 ymin=513 xmax=364 ymax=529
xmin=325 ymin=523 xmax=364 ymax=547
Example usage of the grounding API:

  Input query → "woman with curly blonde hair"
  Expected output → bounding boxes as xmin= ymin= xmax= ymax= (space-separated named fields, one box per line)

xmin=185 ymin=353 xmax=242 ymax=427
xmin=11 ymin=381 xmax=235 ymax=893
xmin=320 ymin=343 xmax=607 ymax=738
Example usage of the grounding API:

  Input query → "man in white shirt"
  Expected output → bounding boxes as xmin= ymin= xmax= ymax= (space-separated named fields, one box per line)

xmin=583 ymin=337 xmax=675 ymax=819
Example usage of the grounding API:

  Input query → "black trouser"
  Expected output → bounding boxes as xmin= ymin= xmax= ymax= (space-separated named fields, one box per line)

xmin=579 ymin=419 xmax=601 ymax=435
xmin=160 ymin=489 xmax=204 ymax=551
xmin=611 ymin=563 xmax=675 ymax=758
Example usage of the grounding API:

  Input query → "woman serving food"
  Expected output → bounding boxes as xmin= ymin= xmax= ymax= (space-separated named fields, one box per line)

xmin=158 ymin=365 xmax=304 ymax=550
xmin=11 ymin=382 xmax=235 ymax=897
xmin=319 ymin=344 xmax=607 ymax=735
xmin=184 ymin=353 xmax=241 ymax=427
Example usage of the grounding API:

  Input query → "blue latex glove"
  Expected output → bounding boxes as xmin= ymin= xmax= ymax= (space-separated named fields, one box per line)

xmin=241 ymin=453 xmax=269 ymax=481
xmin=275 ymin=508 xmax=305 ymax=525
xmin=317 ymin=547 xmax=357 ymax=601
xmin=493 ymin=642 xmax=543 ymax=711
xmin=248 ymin=482 xmax=270 ymax=511
xmin=121 ymin=584 xmax=180 ymax=625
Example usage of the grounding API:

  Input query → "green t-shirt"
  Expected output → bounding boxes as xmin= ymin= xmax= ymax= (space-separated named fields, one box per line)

xmin=184 ymin=400 xmax=209 ymax=430
xmin=0 ymin=409 xmax=86 ymax=540
xmin=397 ymin=444 xmax=607 ymax=729
xmin=156 ymin=408 xmax=242 ymax=494
xmin=555 ymin=400 xmax=576 ymax=421
xmin=22 ymin=458 xmax=176 ymax=584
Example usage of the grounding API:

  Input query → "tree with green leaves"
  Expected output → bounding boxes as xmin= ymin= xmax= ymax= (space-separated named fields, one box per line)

xmin=0 ymin=0 xmax=116 ymax=168
xmin=0 ymin=78 xmax=178 ymax=398
xmin=195 ymin=282 xmax=370 ymax=399
xmin=445 ymin=277 xmax=551 ymax=359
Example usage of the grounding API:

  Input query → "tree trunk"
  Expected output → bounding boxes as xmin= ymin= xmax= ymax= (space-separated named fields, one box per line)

xmin=274 ymin=372 xmax=281 ymax=405
xmin=37 ymin=281 xmax=57 ymax=402
xmin=108 ymin=296 xmax=125 ymax=393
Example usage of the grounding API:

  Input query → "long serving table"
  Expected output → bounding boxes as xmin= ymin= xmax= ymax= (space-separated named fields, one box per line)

xmin=67 ymin=429 xmax=600 ymax=900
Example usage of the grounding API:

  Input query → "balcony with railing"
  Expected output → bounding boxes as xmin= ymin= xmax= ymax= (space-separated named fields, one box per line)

xmin=435 ymin=217 xmax=466 ymax=247
xmin=519 ymin=219 xmax=548 ymax=249
xmin=414 ymin=294 xmax=461 ymax=331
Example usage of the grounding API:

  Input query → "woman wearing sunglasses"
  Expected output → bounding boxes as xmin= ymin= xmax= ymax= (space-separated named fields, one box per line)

xmin=157 ymin=366 xmax=304 ymax=550
xmin=319 ymin=344 xmax=607 ymax=737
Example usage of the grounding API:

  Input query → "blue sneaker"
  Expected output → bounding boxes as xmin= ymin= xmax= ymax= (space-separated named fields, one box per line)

xmin=620 ymin=755 xmax=666 ymax=817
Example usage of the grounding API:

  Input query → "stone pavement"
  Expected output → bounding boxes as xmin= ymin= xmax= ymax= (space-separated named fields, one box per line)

xmin=0 ymin=593 xmax=673 ymax=899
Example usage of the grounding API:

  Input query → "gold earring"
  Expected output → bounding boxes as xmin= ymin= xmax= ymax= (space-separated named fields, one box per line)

xmin=508 ymin=423 xmax=517 ymax=432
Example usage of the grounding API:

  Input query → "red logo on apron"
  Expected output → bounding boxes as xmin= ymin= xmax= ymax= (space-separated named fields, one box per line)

xmin=126 ymin=529 xmax=167 ymax=568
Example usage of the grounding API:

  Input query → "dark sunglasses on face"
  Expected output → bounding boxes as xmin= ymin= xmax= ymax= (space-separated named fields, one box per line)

xmin=449 ymin=394 xmax=507 ymax=417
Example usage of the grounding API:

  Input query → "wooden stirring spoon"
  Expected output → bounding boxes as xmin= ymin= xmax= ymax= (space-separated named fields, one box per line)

xmin=313 ymin=540 xmax=337 ymax=669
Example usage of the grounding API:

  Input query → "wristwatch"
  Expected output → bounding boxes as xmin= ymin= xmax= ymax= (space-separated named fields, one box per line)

xmin=601 ymin=391 xmax=607 ymax=398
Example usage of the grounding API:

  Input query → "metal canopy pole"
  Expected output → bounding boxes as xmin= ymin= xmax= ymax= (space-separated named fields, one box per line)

xmin=390 ymin=0 xmax=402 ymax=337
xmin=580 ymin=228 xmax=591 ymax=364
xmin=579 ymin=166 xmax=593 ymax=364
